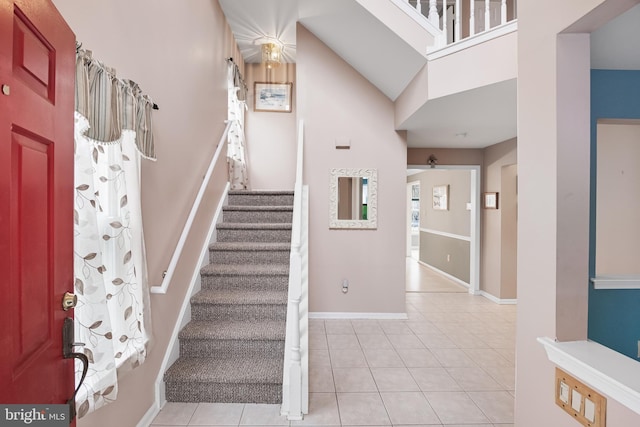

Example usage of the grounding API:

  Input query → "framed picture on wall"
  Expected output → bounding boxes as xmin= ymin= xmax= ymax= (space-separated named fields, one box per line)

xmin=432 ymin=185 xmax=449 ymax=210
xmin=254 ymin=82 xmax=292 ymax=112
xmin=483 ymin=192 xmax=499 ymax=209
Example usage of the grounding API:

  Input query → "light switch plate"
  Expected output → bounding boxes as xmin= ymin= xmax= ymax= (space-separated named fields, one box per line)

xmin=572 ymin=389 xmax=582 ymax=412
xmin=559 ymin=381 xmax=570 ymax=404
xmin=555 ymin=368 xmax=606 ymax=427
xmin=585 ymin=398 xmax=596 ymax=423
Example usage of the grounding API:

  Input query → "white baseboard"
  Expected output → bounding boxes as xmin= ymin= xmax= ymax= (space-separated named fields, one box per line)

xmin=479 ymin=291 xmax=517 ymax=305
xmin=309 ymin=312 xmax=409 ymax=320
xmin=136 ymin=402 xmax=160 ymax=427
xmin=418 ymin=260 xmax=471 ymax=290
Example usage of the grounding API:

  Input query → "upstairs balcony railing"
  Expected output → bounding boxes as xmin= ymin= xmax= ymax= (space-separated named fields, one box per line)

xmin=405 ymin=0 xmax=517 ymax=48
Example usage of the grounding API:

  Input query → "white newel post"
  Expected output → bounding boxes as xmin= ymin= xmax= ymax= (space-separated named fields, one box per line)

xmin=455 ymin=0 xmax=461 ymax=42
xmin=428 ymin=0 xmax=438 ymax=26
xmin=484 ymin=0 xmax=491 ymax=31
xmin=501 ymin=0 xmax=507 ymax=24
xmin=469 ymin=0 xmax=475 ymax=36
xmin=288 ymin=252 xmax=302 ymax=419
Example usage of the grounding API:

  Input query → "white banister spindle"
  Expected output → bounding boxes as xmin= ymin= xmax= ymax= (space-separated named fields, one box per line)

xmin=428 ymin=0 xmax=438 ymax=26
xmin=484 ymin=0 xmax=490 ymax=31
xmin=469 ymin=0 xmax=475 ymax=36
xmin=442 ymin=1 xmax=448 ymax=42
xmin=501 ymin=0 xmax=507 ymax=24
xmin=455 ymin=0 xmax=461 ymax=42
xmin=415 ymin=0 xmax=422 ymax=14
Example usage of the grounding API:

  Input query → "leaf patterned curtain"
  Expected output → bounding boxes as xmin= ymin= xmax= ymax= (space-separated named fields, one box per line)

xmin=227 ymin=60 xmax=249 ymax=190
xmin=73 ymin=48 xmax=153 ymax=418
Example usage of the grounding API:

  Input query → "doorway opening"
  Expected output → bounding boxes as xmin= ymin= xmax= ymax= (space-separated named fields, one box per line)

xmin=406 ymin=165 xmax=481 ymax=295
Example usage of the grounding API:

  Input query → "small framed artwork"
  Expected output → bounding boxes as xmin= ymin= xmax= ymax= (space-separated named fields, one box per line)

xmin=483 ymin=192 xmax=499 ymax=209
xmin=254 ymin=82 xmax=292 ymax=112
xmin=432 ymin=185 xmax=449 ymax=210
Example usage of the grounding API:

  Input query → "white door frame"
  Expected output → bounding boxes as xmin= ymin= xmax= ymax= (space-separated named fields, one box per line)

xmin=407 ymin=164 xmax=481 ymax=295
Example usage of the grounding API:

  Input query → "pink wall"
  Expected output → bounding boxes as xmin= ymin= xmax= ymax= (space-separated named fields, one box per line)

xmin=245 ymin=63 xmax=298 ymax=190
xmin=51 ymin=1 xmax=241 ymax=425
xmin=481 ymin=138 xmax=517 ymax=300
xmin=517 ymin=0 xmax=640 ymax=425
xmin=396 ymin=31 xmax=517 ymax=126
xmin=297 ymin=24 xmax=407 ymax=314
xmin=408 ymin=147 xmax=483 ymax=166
xmin=595 ymin=122 xmax=640 ymax=275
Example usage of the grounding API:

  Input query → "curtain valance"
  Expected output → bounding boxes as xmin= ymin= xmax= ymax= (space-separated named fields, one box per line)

xmin=76 ymin=47 xmax=156 ymax=160
xmin=227 ymin=57 xmax=247 ymax=102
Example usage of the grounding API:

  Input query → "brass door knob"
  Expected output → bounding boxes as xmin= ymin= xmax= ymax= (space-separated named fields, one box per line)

xmin=62 ymin=292 xmax=77 ymax=311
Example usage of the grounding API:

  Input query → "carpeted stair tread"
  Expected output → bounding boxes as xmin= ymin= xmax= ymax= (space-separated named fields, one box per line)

xmin=210 ymin=242 xmax=291 ymax=251
xmin=166 ymin=190 xmax=293 ymax=404
xmin=228 ymin=190 xmax=294 ymax=196
xmin=200 ymin=264 xmax=289 ymax=276
xmin=223 ymin=205 xmax=293 ymax=212
xmin=191 ymin=289 xmax=287 ymax=305
xmin=217 ymin=222 xmax=292 ymax=230
xmin=179 ymin=320 xmax=285 ymax=341
xmin=165 ymin=357 xmax=283 ymax=384
xmin=201 ymin=263 xmax=289 ymax=276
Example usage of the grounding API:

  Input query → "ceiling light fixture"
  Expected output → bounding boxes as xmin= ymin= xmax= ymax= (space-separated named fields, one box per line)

xmin=427 ymin=154 xmax=438 ymax=168
xmin=261 ymin=42 xmax=282 ymax=69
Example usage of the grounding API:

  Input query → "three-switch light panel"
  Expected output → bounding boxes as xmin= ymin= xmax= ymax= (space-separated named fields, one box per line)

xmin=555 ymin=368 xmax=606 ymax=427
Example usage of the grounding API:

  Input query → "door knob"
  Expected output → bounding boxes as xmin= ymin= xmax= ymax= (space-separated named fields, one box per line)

xmin=1 ymin=85 xmax=9 ymax=96
xmin=62 ymin=292 xmax=77 ymax=311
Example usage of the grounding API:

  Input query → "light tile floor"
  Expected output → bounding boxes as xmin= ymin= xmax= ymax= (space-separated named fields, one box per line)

xmin=151 ymin=258 xmax=516 ymax=427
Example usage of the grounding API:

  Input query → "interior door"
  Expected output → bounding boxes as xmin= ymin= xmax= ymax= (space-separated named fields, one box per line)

xmin=0 ymin=0 xmax=76 ymax=414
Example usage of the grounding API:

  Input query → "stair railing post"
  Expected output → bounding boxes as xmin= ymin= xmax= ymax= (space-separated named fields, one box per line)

xmin=287 ymin=250 xmax=302 ymax=419
xmin=442 ymin=1 xmax=448 ymax=44
xmin=283 ymin=119 xmax=305 ymax=420
xmin=415 ymin=0 xmax=422 ymax=14
xmin=469 ymin=0 xmax=475 ymax=36
xmin=455 ymin=0 xmax=461 ymax=42
xmin=484 ymin=0 xmax=491 ymax=32
xmin=501 ymin=0 xmax=507 ymax=25
xmin=428 ymin=0 xmax=438 ymax=27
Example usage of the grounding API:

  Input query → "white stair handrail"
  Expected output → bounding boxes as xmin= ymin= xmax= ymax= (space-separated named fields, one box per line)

xmin=150 ymin=120 xmax=232 ymax=294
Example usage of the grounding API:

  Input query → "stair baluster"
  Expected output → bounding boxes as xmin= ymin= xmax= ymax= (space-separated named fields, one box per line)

xmin=469 ymin=0 xmax=475 ymax=36
xmin=485 ymin=0 xmax=491 ymax=32
xmin=428 ymin=0 xmax=438 ymax=26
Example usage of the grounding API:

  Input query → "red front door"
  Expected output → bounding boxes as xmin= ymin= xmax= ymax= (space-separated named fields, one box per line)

xmin=0 ymin=0 xmax=76 ymax=415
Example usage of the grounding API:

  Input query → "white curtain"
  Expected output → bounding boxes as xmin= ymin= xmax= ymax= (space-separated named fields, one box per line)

xmin=227 ymin=61 xmax=249 ymax=190
xmin=73 ymin=48 xmax=153 ymax=418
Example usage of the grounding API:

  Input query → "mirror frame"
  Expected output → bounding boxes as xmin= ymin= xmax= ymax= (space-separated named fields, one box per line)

xmin=329 ymin=168 xmax=377 ymax=229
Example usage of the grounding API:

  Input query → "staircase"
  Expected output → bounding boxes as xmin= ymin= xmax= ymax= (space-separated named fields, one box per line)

xmin=164 ymin=190 xmax=294 ymax=404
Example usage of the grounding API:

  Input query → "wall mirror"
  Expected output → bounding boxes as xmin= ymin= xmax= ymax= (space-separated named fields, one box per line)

xmin=329 ymin=168 xmax=377 ymax=229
